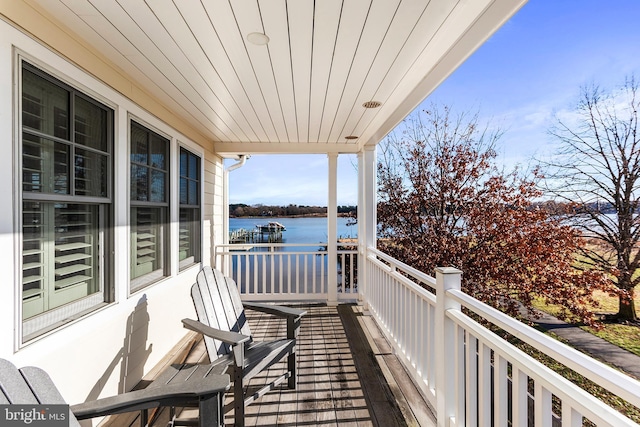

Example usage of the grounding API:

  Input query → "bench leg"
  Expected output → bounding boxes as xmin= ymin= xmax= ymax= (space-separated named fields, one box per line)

xmin=198 ymin=393 xmax=223 ymax=427
xmin=287 ymin=318 xmax=300 ymax=390
xmin=287 ymin=352 xmax=296 ymax=389
xmin=234 ymin=370 xmax=245 ymax=427
xmin=141 ymin=409 xmax=148 ymax=427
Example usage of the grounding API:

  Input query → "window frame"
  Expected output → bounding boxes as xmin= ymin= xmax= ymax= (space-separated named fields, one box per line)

xmin=129 ymin=119 xmax=171 ymax=292
xmin=178 ymin=146 xmax=202 ymax=270
xmin=19 ymin=60 xmax=114 ymax=342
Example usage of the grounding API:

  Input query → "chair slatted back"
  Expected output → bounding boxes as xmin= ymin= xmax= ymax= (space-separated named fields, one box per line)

xmin=192 ymin=267 xmax=252 ymax=360
xmin=0 ymin=359 xmax=80 ymax=427
xmin=0 ymin=359 xmax=39 ymax=404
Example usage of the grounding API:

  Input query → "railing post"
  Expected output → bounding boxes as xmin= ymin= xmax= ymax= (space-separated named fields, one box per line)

xmin=435 ymin=267 xmax=462 ymax=427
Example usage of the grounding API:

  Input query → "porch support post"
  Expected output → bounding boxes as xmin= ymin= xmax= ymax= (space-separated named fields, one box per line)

xmin=358 ymin=146 xmax=376 ymax=306
xmin=362 ymin=147 xmax=377 ymax=251
xmin=327 ymin=153 xmax=338 ymax=306
xmin=435 ymin=267 xmax=462 ymax=427
xmin=222 ymin=167 xmax=230 ymax=273
xmin=223 ymin=156 xmax=248 ymax=274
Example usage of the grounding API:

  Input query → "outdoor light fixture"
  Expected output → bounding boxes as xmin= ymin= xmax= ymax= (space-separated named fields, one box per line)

xmin=345 ymin=135 xmax=358 ymax=140
xmin=247 ymin=32 xmax=270 ymax=45
xmin=362 ymin=100 xmax=382 ymax=108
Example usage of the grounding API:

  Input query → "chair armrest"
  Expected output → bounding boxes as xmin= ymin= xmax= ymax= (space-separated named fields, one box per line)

xmin=243 ymin=302 xmax=307 ymax=320
xmin=182 ymin=318 xmax=251 ymax=345
xmin=71 ymin=375 xmax=230 ymax=419
xmin=244 ymin=303 xmax=306 ymax=341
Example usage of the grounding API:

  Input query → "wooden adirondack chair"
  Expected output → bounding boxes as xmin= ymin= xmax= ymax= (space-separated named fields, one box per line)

xmin=181 ymin=266 xmax=307 ymax=427
xmin=0 ymin=358 xmax=229 ymax=427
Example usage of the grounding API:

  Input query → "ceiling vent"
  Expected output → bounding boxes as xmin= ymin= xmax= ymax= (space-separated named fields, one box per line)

xmin=362 ymin=100 xmax=382 ymax=109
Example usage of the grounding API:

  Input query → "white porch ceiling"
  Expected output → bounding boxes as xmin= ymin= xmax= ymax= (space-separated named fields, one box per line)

xmin=30 ymin=0 xmax=526 ymax=156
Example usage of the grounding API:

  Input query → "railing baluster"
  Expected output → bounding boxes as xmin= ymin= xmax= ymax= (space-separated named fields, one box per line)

xmin=427 ymin=300 xmax=435 ymax=396
xmin=534 ymin=382 xmax=552 ymax=427
xmin=288 ymin=253 xmax=292 ymax=294
xmin=455 ymin=324 xmax=466 ymax=426
xmin=338 ymin=252 xmax=343 ymax=291
xmin=512 ymin=366 xmax=528 ymax=427
xmin=303 ymin=253 xmax=308 ymax=295
xmin=261 ymin=251 xmax=266 ymax=295
xmin=411 ymin=291 xmax=417 ymax=368
xmin=478 ymin=343 xmax=492 ymax=427
xmin=418 ymin=296 xmax=426 ymax=381
xmin=465 ymin=331 xmax=478 ymax=427
xmin=278 ymin=252 xmax=283 ymax=294
xmin=321 ymin=252 xmax=325 ymax=294
xmin=562 ymin=401 xmax=583 ymax=427
xmin=495 ymin=354 xmax=508 ymax=427
xmin=312 ymin=253 xmax=317 ymax=294
xmin=252 ymin=252 xmax=257 ymax=295
xmin=269 ymin=248 xmax=275 ymax=294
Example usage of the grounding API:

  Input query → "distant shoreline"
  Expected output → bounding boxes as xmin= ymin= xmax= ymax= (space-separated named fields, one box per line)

xmin=230 ymin=213 xmax=354 ymax=219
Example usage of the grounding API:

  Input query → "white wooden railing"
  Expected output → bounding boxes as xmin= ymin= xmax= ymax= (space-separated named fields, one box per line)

xmin=215 ymin=242 xmax=359 ymax=301
xmin=365 ymin=247 xmax=640 ymax=427
xmin=216 ymin=242 xmax=640 ymax=426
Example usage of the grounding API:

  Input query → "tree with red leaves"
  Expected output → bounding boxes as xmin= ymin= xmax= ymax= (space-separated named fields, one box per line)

xmin=377 ymin=105 xmax=611 ymax=324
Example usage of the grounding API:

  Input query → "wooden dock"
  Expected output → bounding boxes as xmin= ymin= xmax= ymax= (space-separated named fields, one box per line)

xmin=230 ymin=228 xmax=284 ymax=243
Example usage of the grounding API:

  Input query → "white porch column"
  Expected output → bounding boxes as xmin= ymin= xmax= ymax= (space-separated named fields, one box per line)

xmin=358 ymin=146 xmax=377 ymax=305
xmin=327 ymin=153 xmax=338 ymax=305
xmin=222 ymin=168 xmax=229 ymax=271
xmin=362 ymin=147 xmax=377 ymax=250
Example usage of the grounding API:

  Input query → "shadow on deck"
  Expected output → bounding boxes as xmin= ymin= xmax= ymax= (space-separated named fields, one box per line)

xmin=99 ymin=304 xmax=435 ymax=427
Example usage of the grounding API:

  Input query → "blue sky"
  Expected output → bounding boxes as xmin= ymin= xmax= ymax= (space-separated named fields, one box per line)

xmin=228 ymin=0 xmax=640 ymax=207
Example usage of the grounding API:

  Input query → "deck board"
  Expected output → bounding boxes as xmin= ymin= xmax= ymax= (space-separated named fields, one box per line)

xmin=97 ymin=304 xmax=435 ymax=427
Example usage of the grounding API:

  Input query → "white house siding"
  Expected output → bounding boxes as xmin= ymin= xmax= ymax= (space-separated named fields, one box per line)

xmin=0 ymin=12 xmax=224 ymax=410
xmin=204 ymin=153 xmax=225 ymax=268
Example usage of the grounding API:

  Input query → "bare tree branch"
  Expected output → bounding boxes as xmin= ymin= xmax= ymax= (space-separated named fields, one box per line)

xmin=541 ymin=77 xmax=640 ymax=320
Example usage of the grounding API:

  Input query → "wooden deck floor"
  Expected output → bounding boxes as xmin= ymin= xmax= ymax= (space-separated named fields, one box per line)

xmin=100 ymin=304 xmax=436 ymax=427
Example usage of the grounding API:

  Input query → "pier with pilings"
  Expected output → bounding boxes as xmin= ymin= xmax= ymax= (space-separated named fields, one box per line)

xmin=229 ymin=227 xmax=283 ymax=244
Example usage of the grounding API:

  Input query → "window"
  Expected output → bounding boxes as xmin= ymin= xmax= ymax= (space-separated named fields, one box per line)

xmin=179 ymin=147 xmax=201 ymax=269
xmin=21 ymin=63 xmax=113 ymax=340
xmin=130 ymin=121 xmax=169 ymax=291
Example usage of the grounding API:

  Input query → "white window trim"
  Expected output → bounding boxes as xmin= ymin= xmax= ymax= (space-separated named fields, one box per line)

xmin=177 ymin=145 xmax=203 ymax=271
xmin=128 ymin=117 xmax=171 ymax=293
xmin=15 ymin=53 xmax=116 ymax=346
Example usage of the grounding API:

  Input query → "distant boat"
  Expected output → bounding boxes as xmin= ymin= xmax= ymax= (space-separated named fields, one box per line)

xmin=256 ymin=221 xmax=286 ymax=232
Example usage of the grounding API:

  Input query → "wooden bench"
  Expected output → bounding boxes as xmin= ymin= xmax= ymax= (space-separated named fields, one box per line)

xmin=182 ymin=266 xmax=306 ymax=427
xmin=0 ymin=358 xmax=229 ymax=427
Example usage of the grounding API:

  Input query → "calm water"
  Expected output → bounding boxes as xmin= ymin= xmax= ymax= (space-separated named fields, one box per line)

xmin=228 ymin=217 xmax=358 ymax=293
xmin=230 ymin=216 xmax=357 ymax=246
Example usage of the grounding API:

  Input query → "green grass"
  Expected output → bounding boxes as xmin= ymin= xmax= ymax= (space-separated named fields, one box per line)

xmin=581 ymin=323 xmax=640 ymax=357
xmin=522 ymin=242 xmax=640 ymax=420
xmin=532 ymin=288 xmax=640 ymax=357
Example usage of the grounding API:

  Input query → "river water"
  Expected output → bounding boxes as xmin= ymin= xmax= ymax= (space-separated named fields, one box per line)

xmin=229 ymin=216 xmax=357 ymax=247
xmin=228 ymin=217 xmax=358 ymax=293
